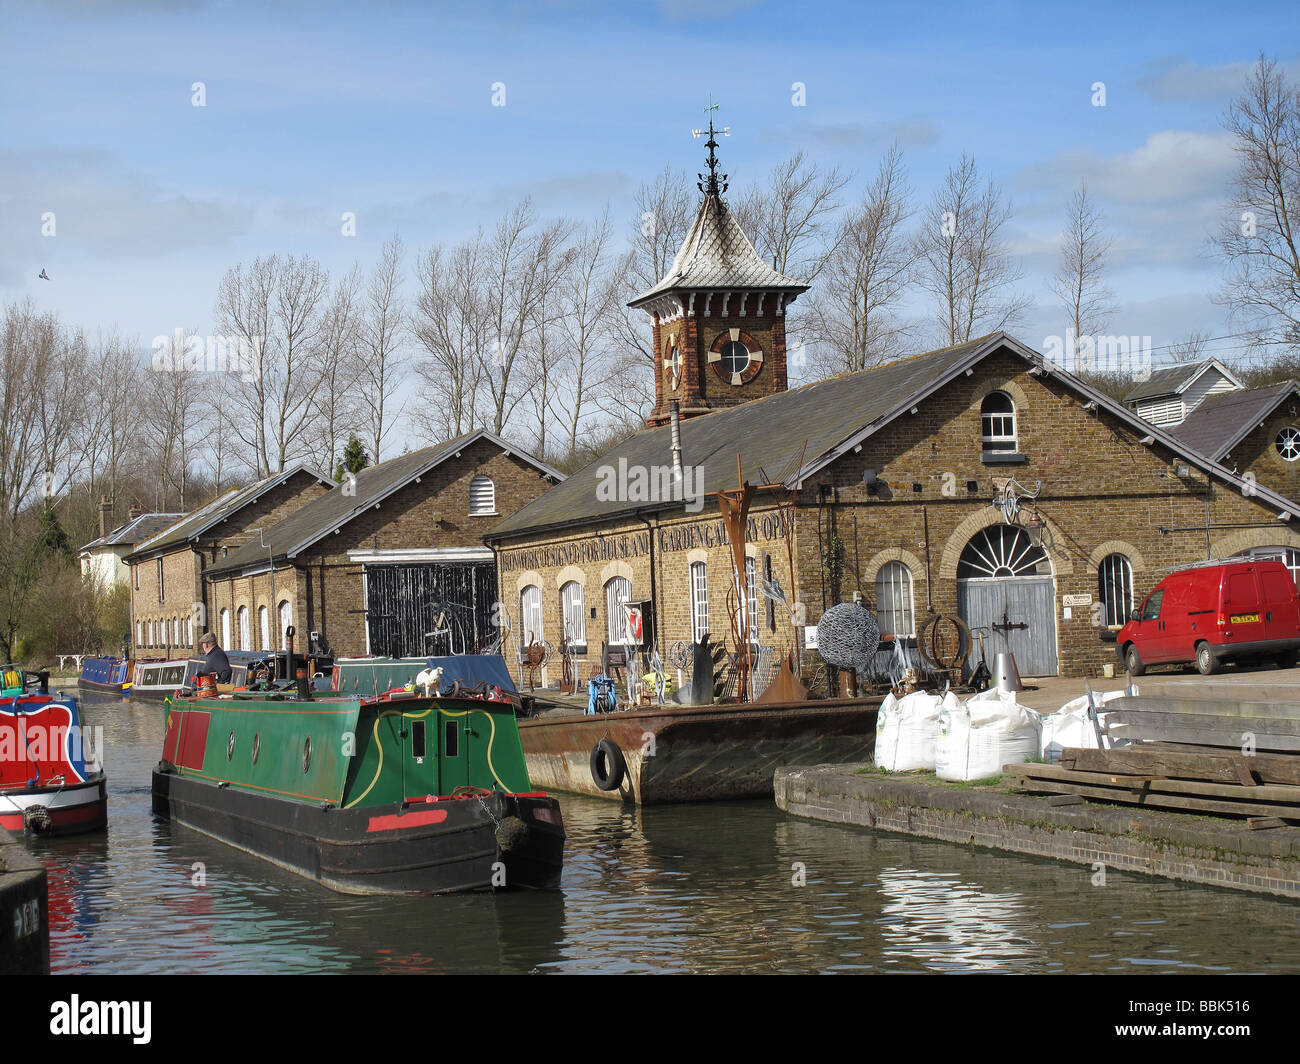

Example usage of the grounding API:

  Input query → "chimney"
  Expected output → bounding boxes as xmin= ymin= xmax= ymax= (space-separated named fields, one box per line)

xmin=669 ymin=400 xmax=684 ymax=484
xmin=98 ymin=496 xmax=112 ymax=538
xmin=128 ymin=502 xmax=143 ymax=522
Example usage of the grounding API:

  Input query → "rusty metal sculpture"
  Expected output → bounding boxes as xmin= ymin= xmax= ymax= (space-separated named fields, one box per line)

xmin=522 ymin=635 xmax=549 ymax=692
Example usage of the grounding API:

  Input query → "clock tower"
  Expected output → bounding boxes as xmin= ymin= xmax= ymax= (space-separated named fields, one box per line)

xmin=630 ymin=109 xmax=809 ymax=428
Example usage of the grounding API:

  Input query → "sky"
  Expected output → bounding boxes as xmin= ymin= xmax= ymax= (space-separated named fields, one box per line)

xmin=2 ymin=0 xmax=1298 ymax=450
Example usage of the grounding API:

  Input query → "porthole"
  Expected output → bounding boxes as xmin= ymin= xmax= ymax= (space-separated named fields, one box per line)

xmin=708 ymin=329 xmax=764 ymax=386
xmin=251 ymin=732 xmax=261 ymax=765
xmin=227 ymin=731 xmax=236 ymax=761
xmin=302 ymin=736 xmax=312 ymax=774
xmin=1276 ymin=426 xmax=1300 ymax=462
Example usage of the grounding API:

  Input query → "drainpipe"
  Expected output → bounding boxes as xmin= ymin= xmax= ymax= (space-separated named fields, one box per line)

xmin=669 ymin=399 xmax=684 ymax=485
xmin=637 ymin=511 xmax=659 ymax=666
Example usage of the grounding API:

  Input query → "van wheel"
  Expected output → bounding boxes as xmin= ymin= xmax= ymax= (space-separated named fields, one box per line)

xmin=1195 ymin=643 xmax=1218 ymax=676
xmin=1124 ymin=644 xmax=1145 ymax=677
xmin=1276 ymin=650 xmax=1298 ymax=670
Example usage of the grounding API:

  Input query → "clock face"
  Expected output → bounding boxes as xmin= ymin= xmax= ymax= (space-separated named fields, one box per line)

xmin=708 ymin=328 xmax=763 ymax=386
xmin=663 ymin=340 xmax=682 ymax=392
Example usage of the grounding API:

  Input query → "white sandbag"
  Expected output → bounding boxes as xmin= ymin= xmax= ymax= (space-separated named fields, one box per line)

xmin=1039 ymin=690 xmax=1130 ymax=762
xmin=936 ymin=688 xmax=1042 ymax=782
xmin=875 ymin=690 xmax=946 ymax=771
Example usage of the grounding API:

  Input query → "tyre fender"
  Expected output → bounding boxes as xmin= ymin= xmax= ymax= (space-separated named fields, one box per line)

xmin=590 ymin=738 xmax=626 ymax=792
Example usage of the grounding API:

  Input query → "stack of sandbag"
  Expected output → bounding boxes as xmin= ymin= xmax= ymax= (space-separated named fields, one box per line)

xmin=875 ymin=689 xmax=958 ymax=771
xmin=936 ymin=688 xmax=1043 ymax=782
xmin=1039 ymin=690 xmax=1131 ymax=762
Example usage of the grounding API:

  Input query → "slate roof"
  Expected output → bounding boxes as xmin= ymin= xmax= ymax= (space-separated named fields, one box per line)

xmin=1123 ymin=358 xmax=1242 ymax=403
xmin=80 ymin=512 xmax=185 ymax=553
xmin=125 ymin=465 xmax=332 ymax=561
xmin=629 ymin=193 xmax=808 ymax=308
xmin=489 ymin=332 xmax=1300 ymax=541
xmin=1170 ymin=381 xmax=1300 ymax=462
xmin=204 ymin=430 xmax=565 ymax=578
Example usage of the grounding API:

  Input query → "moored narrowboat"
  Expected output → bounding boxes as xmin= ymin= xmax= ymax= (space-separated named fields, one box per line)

xmin=78 ymin=656 xmax=133 ymax=693
xmin=152 ymin=658 xmax=564 ymax=894
xmin=1 ymin=674 xmax=108 ymax=837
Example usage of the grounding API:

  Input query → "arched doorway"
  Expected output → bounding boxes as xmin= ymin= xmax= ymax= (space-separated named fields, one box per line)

xmin=957 ymin=524 xmax=1058 ymax=677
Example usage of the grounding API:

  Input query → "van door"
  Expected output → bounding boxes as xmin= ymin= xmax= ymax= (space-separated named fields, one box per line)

xmin=1222 ymin=568 xmax=1264 ymax=647
xmin=1135 ymin=586 xmax=1168 ymax=662
xmin=1259 ymin=564 xmax=1298 ymax=642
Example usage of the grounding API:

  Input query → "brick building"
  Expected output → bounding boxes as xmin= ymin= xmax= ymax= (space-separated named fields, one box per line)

xmin=485 ymin=150 xmax=1300 ymax=681
xmin=125 ymin=466 xmax=333 ymax=655
xmin=201 ymin=431 xmax=562 ymax=659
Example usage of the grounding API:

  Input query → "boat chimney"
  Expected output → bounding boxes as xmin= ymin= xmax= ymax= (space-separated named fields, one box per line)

xmin=669 ymin=399 xmax=684 ymax=484
xmin=98 ymin=496 xmax=112 ymax=538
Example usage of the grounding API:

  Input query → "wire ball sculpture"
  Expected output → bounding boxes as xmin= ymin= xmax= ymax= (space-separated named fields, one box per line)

xmin=815 ymin=602 xmax=881 ymax=677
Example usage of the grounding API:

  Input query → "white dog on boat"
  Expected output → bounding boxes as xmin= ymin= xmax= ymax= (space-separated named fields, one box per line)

xmin=414 ymin=666 xmax=444 ymax=696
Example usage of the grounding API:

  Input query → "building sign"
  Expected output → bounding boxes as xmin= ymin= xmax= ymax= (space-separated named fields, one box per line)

xmin=1062 ymin=593 xmax=1092 ymax=607
xmin=498 ymin=511 xmax=794 ymax=574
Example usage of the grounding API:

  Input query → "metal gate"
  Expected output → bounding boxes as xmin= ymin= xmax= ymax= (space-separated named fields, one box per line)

xmin=364 ymin=562 xmax=497 ymax=658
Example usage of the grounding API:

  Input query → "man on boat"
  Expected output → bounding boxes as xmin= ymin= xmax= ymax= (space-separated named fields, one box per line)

xmin=198 ymin=632 xmax=232 ymax=684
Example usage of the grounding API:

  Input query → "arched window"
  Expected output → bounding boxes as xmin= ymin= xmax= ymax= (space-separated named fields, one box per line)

xmin=560 ymin=581 xmax=585 ymax=647
xmin=278 ymin=601 xmax=292 ymax=649
xmin=136 ymin=621 xmax=143 ymax=647
xmin=1097 ymin=553 xmax=1133 ymax=627
xmin=259 ymin=606 xmax=270 ymax=650
xmin=689 ymin=562 xmax=709 ymax=642
xmin=520 ymin=585 xmax=543 ymax=649
xmin=220 ymin=609 xmax=231 ymax=650
xmin=733 ymin=557 xmax=759 ymax=647
xmin=469 ymin=475 xmax=496 ymax=516
xmin=605 ymin=576 xmax=631 ymax=646
xmin=981 ymin=392 xmax=1017 ymax=453
xmin=237 ymin=606 xmax=250 ymax=651
xmin=876 ymin=562 xmax=915 ymax=638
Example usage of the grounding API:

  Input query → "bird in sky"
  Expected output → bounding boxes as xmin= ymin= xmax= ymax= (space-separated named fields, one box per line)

xmin=38 ymin=268 xmax=50 ymax=281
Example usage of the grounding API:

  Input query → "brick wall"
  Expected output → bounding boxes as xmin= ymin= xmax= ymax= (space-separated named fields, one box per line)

xmin=205 ymin=441 xmax=555 ymax=659
xmin=496 ymin=350 xmax=1300 ymax=681
xmin=1226 ymin=406 xmax=1300 ymax=505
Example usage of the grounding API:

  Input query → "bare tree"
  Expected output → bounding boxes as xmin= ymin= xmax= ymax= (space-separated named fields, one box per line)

xmin=1049 ymin=182 xmax=1114 ymax=369
xmin=480 ymin=201 xmax=573 ymax=435
xmin=215 ymin=255 xmax=330 ymax=475
xmin=806 ymin=144 xmax=914 ymax=375
xmin=549 ymin=211 xmax=627 ymax=460
xmin=1214 ymin=55 xmax=1300 ymax=356
xmin=410 ymin=237 xmax=491 ymax=440
xmin=143 ymin=329 xmax=211 ymax=509
xmin=360 ymin=234 xmax=407 ymax=461
xmin=732 ymin=151 xmax=850 ymax=284
xmin=310 ymin=267 xmax=365 ymax=476
xmin=915 ymin=155 xmax=1029 ymax=346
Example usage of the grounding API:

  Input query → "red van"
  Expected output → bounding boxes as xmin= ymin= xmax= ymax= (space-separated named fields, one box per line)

xmin=1117 ymin=559 xmax=1300 ymax=675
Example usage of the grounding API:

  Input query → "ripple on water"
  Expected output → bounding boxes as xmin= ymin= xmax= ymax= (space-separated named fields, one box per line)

xmin=31 ymin=692 xmax=1300 ymax=973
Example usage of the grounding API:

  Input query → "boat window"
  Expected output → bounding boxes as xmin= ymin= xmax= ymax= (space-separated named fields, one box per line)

xmin=412 ymin=720 xmax=426 ymax=759
xmin=444 ymin=720 xmax=458 ymax=758
xmin=251 ymin=732 xmax=260 ymax=764
xmin=302 ymin=737 xmax=312 ymax=773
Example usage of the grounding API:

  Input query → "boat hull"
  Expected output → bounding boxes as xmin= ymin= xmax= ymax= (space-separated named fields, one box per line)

xmin=152 ymin=766 xmax=564 ymax=894
xmin=0 ymin=777 xmax=108 ymax=837
xmin=518 ymin=697 xmax=879 ymax=804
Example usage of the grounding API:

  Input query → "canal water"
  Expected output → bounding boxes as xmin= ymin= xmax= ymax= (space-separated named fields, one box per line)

xmin=26 ymin=691 xmax=1300 ymax=974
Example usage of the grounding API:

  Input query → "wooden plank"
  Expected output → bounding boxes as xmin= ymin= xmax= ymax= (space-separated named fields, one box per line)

xmin=1059 ymin=747 xmax=1275 ymax=786
xmin=1248 ymin=817 xmax=1286 ymax=830
xmin=1105 ymin=710 xmax=1300 ymax=736
xmin=1012 ymin=761 xmax=1300 ymax=805
xmin=1107 ymin=722 xmax=1300 ymax=752
xmin=1107 ymin=695 xmax=1300 ymax=720
xmin=1009 ymin=776 xmax=1300 ymax=820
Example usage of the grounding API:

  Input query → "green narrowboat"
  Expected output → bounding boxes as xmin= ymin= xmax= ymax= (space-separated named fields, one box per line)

xmin=152 ymin=676 xmax=564 ymax=894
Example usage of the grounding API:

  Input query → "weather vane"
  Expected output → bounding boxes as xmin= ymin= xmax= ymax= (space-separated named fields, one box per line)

xmin=691 ymin=95 xmax=730 ymax=196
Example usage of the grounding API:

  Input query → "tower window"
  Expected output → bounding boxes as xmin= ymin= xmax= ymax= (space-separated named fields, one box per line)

xmin=719 ymin=341 xmax=750 ymax=377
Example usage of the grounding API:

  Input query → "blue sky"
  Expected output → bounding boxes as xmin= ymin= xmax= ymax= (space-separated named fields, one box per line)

xmin=2 ymin=0 xmax=1298 ymax=390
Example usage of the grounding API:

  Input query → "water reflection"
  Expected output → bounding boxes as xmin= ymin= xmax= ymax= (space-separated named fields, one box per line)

xmin=24 ymin=692 xmax=1300 ymax=974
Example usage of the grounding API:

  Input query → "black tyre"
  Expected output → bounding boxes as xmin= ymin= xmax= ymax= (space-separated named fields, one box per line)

xmin=590 ymin=738 xmax=626 ymax=792
xmin=1124 ymin=643 xmax=1145 ymax=677
xmin=1277 ymin=649 xmax=1298 ymax=670
xmin=1195 ymin=642 xmax=1218 ymax=676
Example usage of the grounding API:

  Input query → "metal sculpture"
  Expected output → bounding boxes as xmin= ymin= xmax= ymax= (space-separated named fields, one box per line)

xmin=815 ymin=602 xmax=881 ymax=683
